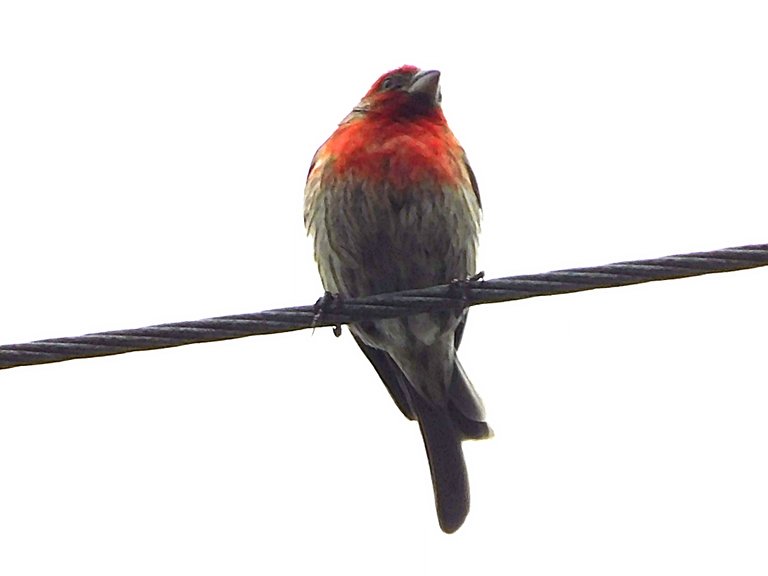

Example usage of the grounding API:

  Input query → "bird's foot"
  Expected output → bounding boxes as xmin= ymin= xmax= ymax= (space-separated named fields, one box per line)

xmin=312 ymin=291 xmax=343 ymax=337
xmin=449 ymin=271 xmax=485 ymax=304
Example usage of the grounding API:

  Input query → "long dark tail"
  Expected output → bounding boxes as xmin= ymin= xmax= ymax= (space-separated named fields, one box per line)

xmin=352 ymin=335 xmax=490 ymax=532
xmin=410 ymin=390 xmax=470 ymax=533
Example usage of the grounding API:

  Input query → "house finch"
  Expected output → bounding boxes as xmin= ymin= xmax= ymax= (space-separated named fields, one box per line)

xmin=304 ymin=65 xmax=490 ymax=533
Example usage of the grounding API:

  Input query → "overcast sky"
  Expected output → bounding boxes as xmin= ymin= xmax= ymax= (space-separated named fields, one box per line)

xmin=1 ymin=1 xmax=767 ymax=574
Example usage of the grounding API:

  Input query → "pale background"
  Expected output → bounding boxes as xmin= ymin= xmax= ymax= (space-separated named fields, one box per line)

xmin=1 ymin=1 xmax=767 ymax=574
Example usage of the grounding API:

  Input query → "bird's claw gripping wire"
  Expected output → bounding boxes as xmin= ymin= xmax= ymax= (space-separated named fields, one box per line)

xmin=313 ymin=291 xmax=343 ymax=337
xmin=449 ymin=271 xmax=485 ymax=306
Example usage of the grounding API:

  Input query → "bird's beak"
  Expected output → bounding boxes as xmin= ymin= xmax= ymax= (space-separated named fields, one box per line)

xmin=408 ymin=69 xmax=441 ymax=102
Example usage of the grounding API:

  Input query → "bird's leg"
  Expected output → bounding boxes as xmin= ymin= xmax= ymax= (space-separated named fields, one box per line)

xmin=312 ymin=291 xmax=344 ymax=337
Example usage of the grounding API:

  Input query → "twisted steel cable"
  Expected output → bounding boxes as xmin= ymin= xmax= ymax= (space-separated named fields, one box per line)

xmin=1 ymin=243 xmax=766 ymax=370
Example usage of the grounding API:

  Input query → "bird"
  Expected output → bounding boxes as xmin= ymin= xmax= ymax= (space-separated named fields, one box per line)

xmin=304 ymin=65 xmax=490 ymax=533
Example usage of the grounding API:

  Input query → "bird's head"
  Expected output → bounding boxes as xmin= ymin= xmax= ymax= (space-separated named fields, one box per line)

xmin=354 ymin=65 xmax=443 ymax=120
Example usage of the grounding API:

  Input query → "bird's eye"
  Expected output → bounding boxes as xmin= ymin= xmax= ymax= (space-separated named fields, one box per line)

xmin=380 ymin=75 xmax=403 ymax=91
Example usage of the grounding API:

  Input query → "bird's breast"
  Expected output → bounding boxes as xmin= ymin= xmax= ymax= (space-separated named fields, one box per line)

xmin=324 ymin=119 xmax=465 ymax=194
xmin=304 ymin=116 xmax=480 ymax=299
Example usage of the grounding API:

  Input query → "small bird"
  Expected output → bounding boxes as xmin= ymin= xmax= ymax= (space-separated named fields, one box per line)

xmin=304 ymin=65 xmax=490 ymax=533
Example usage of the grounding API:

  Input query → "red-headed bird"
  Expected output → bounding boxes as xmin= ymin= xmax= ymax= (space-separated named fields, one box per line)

xmin=304 ymin=66 xmax=490 ymax=533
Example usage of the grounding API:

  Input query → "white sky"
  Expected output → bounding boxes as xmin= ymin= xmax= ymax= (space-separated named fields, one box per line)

xmin=1 ymin=1 xmax=767 ymax=574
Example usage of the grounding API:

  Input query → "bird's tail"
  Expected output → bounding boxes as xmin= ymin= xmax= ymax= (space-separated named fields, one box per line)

xmin=410 ymin=364 xmax=491 ymax=533
xmin=411 ymin=391 xmax=470 ymax=533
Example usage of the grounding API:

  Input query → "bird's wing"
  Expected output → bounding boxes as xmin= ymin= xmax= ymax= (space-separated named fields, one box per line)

xmin=352 ymin=334 xmax=416 ymax=421
xmin=453 ymin=311 xmax=468 ymax=350
xmin=464 ymin=155 xmax=481 ymax=209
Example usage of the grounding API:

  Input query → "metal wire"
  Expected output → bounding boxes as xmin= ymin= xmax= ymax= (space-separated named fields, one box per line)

xmin=1 ymin=243 xmax=766 ymax=370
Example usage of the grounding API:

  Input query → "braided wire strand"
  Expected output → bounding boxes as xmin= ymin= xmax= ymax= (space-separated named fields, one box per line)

xmin=1 ymin=243 xmax=766 ymax=370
